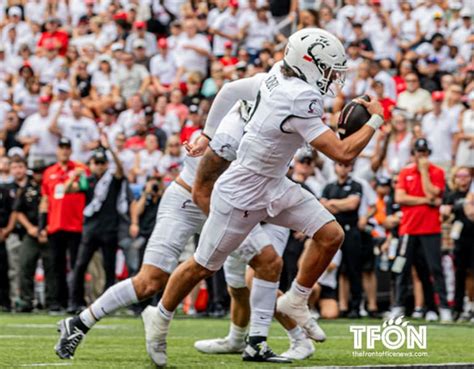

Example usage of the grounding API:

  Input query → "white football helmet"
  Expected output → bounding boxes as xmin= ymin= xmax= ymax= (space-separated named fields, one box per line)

xmin=284 ymin=28 xmax=347 ymax=97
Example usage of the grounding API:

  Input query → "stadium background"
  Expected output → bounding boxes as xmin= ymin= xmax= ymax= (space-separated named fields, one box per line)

xmin=0 ymin=0 xmax=473 ymax=367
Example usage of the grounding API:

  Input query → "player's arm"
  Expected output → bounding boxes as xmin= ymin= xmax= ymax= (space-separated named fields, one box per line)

xmin=186 ymin=74 xmax=266 ymax=157
xmin=310 ymin=98 xmax=384 ymax=165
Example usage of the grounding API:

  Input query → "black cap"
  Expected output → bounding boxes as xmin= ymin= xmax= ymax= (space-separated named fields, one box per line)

xmin=189 ymin=105 xmax=199 ymax=114
xmin=58 ymin=137 xmax=72 ymax=147
xmin=413 ymin=138 xmax=431 ymax=153
xmin=30 ymin=159 xmax=47 ymax=172
xmin=376 ymin=176 xmax=392 ymax=187
xmin=91 ymin=149 xmax=108 ymax=163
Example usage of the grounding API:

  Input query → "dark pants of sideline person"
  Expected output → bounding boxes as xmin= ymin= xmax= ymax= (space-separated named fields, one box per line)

xmin=340 ymin=227 xmax=363 ymax=312
xmin=49 ymin=231 xmax=82 ymax=308
xmin=19 ymin=235 xmax=56 ymax=309
xmin=70 ymin=232 xmax=117 ymax=307
xmin=394 ymin=233 xmax=448 ymax=311
xmin=0 ymin=242 xmax=10 ymax=310
xmin=454 ymin=238 xmax=474 ymax=313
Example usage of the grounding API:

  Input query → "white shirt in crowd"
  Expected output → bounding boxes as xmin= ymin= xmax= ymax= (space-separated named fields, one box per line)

xmin=58 ymin=116 xmax=100 ymax=163
xmin=136 ymin=149 xmax=163 ymax=184
xmin=18 ymin=113 xmax=59 ymax=158
xmin=175 ymin=33 xmax=211 ymax=77
xmin=149 ymin=52 xmax=177 ymax=85
xmin=117 ymin=109 xmax=146 ymax=137
xmin=422 ymin=109 xmax=460 ymax=164
xmin=211 ymin=9 xmax=240 ymax=56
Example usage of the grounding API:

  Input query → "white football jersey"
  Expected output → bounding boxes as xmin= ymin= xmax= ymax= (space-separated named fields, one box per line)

xmin=215 ymin=64 xmax=329 ymax=211
xmin=236 ymin=64 xmax=328 ymax=178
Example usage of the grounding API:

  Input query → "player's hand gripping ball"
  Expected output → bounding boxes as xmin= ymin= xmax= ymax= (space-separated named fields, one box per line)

xmin=337 ymin=95 xmax=371 ymax=139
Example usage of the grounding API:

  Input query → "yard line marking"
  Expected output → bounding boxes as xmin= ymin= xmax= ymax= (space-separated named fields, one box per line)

xmin=5 ymin=324 xmax=120 ymax=330
xmin=18 ymin=364 xmax=72 ymax=367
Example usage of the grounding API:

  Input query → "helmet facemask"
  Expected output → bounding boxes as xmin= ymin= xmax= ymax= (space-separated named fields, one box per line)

xmin=317 ymin=64 xmax=347 ymax=97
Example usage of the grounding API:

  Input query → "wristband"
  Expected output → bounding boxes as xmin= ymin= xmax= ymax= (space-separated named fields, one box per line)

xmin=366 ymin=114 xmax=384 ymax=130
xmin=38 ymin=213 xmax=48 ymax=231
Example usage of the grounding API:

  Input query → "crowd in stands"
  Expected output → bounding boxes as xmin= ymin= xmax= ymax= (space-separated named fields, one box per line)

xmin=0 ymin=0 xmax=473 ymax=324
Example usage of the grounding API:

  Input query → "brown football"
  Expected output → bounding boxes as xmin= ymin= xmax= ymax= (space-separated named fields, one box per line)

xmin=337 ymin=95 xmax=371 ymax=140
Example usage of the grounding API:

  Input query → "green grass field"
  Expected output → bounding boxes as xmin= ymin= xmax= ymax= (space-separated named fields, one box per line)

xmin=0 ymin=313 xmax=473 ymax=368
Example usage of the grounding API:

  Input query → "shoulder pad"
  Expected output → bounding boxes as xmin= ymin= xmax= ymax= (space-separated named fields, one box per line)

xmin=292 ymin=87 xmax=324 ymax=119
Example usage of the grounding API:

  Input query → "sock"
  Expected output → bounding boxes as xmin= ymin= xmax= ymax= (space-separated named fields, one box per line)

xmin=291 ymin=280 xmax=312 ymax=297
xmin=249 ymin=278 xmax=279 ymax=340
xmin=84 ymin=279 xmax=138 ymax=328
xmin=78 ymin=309 xmax=95 ymax=330
xmin=287 ymin=326 xmax=305 ymax=341
xmin=289 ymin=280 xmax=312 ymax=302
xmin=157 ymin=301 xmax=175 ymax=321
xmin=469 ymin=301 xmax=474 ymax=312
xmin=228 ymin=323 xmax=247 ymax=346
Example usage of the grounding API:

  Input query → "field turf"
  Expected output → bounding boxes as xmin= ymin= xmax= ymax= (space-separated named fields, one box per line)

xmin=0 ymin=313 xmax=473 ymax=368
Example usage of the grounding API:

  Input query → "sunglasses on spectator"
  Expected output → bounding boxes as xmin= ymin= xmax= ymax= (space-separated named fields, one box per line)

xmin=455 ymin=173 xmax=471 ymax=178
xmin=406 ymin=79 xmax=418 ymax=83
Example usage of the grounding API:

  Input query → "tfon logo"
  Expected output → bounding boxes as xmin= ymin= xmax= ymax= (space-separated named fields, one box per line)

xmin=350 ymin=316 xmax=427 ymax=350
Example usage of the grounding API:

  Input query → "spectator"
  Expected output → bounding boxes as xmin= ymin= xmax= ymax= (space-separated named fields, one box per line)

xmin=15 ymin=160 xmax=55 ymax=312
xmin=397 ymin=72 xmax=433 ymax=117
xmin=153 ymin=96 xmax=181 ymax=139
xmin=69 ymin=140 xmax=127 ymax=312
xmin=442 ymin=167 xmax=474 ymax=321
xmin=321 ymin=162 xmax=363 ymax=318
xmin=116 ymin=52 xmax=149 ymax=101
xmin=159 ymin=135 xmax=184 ymax=174
xmin=455 ymin=91 xmax=474 ymax=170
xmin=40 ymin=138 xmax=88 ymax=312
xmin=210 ymin=0 xmax=240 ymax=57
xmin=17 ymin=95 xmax=59 ymax=167
xmin=149 ymin=38 xmax=177 ymax=96
xmin=180 ymin=105 xmax=202 ymax=144
xmin=175 ymin=19 xmax=211 ymax=81
xmin=421 ymin=91 xmax=459 ymax=173
xmin=128 ymin=175 xmax=163 ymax=276
xmin=0 ymin=178 xmax=15 ymax=311
xmin=392 ymin=138 xmax=452 ymax=322
xmin=117 ymin=94 xmax=145 ymax=137
xmin=384 ymin=113 xmax=413 ymax=175
xmin=50 ymin=99 xmax=100 ymax=163
xmin=133 ymin=134 xmax=163 ymax=185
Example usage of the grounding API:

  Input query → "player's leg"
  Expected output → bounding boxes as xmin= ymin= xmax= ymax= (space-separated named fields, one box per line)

xmin=269 ymin=189 xmax=344 ymax=333
xmin=192 ymin=147 xmax=230 ymax=215
xmin=148 ymin=192 xmax=267 ymax=366
xmin=194 ymin=252 xmax=250 ymax=354
xmin=54 ymin=182 xmax=204 ymax=360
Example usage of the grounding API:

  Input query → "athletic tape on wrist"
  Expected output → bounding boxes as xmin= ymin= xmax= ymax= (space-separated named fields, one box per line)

xmin=366 ymin=114 xmax=384 ymax=130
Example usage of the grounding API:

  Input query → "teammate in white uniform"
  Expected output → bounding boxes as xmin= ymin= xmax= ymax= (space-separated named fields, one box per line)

xmin=147 ymin=28 xmax=385 ymax=366
xmin=53 ymin=76 xmax=298 ymax=362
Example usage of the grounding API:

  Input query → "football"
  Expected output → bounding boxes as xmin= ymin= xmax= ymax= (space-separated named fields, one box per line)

xmin=337 ymin=95 xmax=371 ymax=139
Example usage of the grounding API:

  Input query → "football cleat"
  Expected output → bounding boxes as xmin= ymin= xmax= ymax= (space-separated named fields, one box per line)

xmin=142 ymin=306 xmax=168 ymax=367
xmin=277 ymin=292 xmax=326 ymax=342
xmin=280 ymin=337 xmax=315 ymax=360
xmin=194 ymin=336 xmax=246 ymax=354
xmin=242 ymin=341 xmax=292 ymax=363
xmin=54 ymin=317 xmax=87 ymax=359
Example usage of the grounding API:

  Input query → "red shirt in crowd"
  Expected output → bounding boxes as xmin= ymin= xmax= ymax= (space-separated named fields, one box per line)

xmin=219 ymin=56 xmax=239 ymax=67
xmin=41 ymin=161 xmax=89 ymax=234
xmin=397 ymin=163 xmax=445 ymax=236
xmin=38 ymin=30 xmax=69 ymax=56
xmin=393 ymin=75 xmax=407 ymax=95
xmin=125 ymin=136 xmax=146 ymax=151
xmin=380 ymin=97 xmax=396 ymax=121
